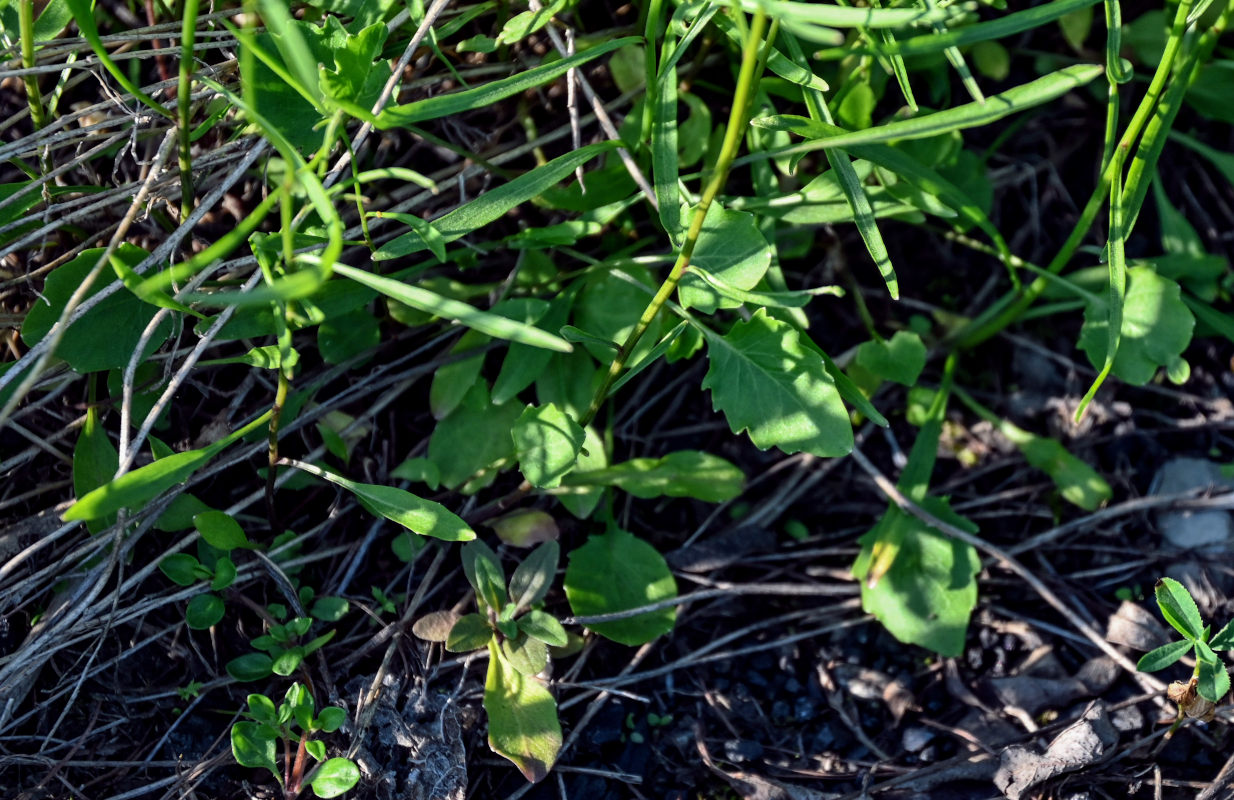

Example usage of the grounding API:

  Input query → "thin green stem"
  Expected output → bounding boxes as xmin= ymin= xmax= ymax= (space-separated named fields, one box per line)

xmin=581 ymin=7 xmax=768 ymax=427
xmin=177 ymin=0 xmax=200 ymax=221
xmin=19 ymin=0 xmax=46 ymax=131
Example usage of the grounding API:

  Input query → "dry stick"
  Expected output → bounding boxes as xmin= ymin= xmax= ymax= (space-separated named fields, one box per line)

xmin=320 ymin=0 xmax=452 ymax=191
xmin=527 ymin=0 xmax=657 ymax=210
xmin=0 ymin=127 xmax=177 ymax=429
xmin=848 ymin=445 xmax=1165 ymax=694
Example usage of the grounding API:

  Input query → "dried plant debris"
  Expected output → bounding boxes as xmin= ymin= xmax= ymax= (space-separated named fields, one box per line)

xmin=993 ymin=702 xmax=1120 ymax=800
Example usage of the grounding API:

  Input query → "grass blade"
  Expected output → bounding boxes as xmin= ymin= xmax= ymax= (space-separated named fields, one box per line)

xmin=333 ymin=264 xmax=573 ymax=353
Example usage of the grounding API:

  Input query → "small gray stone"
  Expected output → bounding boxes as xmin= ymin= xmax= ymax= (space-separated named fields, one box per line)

xmin=1151 ymin=458 xmax=1234 ymax=551
xmin=901 ymin=725 xmax=935 ymax=753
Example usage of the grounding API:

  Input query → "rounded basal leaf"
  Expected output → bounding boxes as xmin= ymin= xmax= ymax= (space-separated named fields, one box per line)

xmin=227 ymin=653 xmax=274 ymax=682
xmin=1079 ymin=267 xmax=1195 ymax=386
xmin=446 ymin=613 xmax=494 ymax=653
xmin=564 ymin=529 xmax=677 ymax=646
xmin=519 ymin=610 xmax=568 ymax=647
xmin=702 ymin=310 xmax=853 ymax=458
xmin=211 ymin=556 xmax=237 ymax=591
xmin=247 ymin=693 xmax=278 ymax=726
xmin=21 ymin=244 xmax=173 ymax=373
xmin=512 ymin=403 xmax=585 ymax=489
xmin=484 ymin=642 xmax=562 ymax=783
xmin=160 ymin=553 xmax=201 ymax=587
xmin=185 ymin=594 xmax=225 ymax=630
xmin=1136 ymin=639 xmax=1192 ymax=672
xmin=310 ymin=596 xmax=350 ymax=622
xmin=305 ymin=738 xmax=327 ymax=762
xmin=194 ymin=510 xmax=251 ymax=552
xmin=491 ymin=509 xmax=560 ymax=548
xmin=315 ymin=706 xmax=347 ymax=733
xmin=412 ymin=610 xmax=460 ymax=643
xmin=309 ymin=758 xmax=360 ymax=798
xmin=854 ymin=331 xmax=927 ymax=387
xmin=231 ymin=721 xmax=279 ymax=776
xmin=272 ymin=647 xmax=305 ymax=676
xmin=509 ymin=541 xmax=559 ymax=613
xmin=501 ymin=633 xmax=549 ymax=676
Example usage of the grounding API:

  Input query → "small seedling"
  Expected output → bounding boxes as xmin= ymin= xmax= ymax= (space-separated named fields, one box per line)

xmin=1137 ymin=578 xmax=1234 ymax=726
xmin=230 ymin=682 xmax=359 ymax=799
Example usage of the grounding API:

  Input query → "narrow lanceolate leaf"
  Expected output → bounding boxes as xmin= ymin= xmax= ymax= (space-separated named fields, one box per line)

xmin=63 ymin=412 xmax=272 ymax=522
xmin=701 ymin=310 xmax=853 ymax=457
xmin=1155 ymin=577 xmax=1203 ymax=642
xmin=372 ymin=141 xmax=617 ymax=260
xmin=562 ymin=451 xmax=745 ymax=503
xmin=484 ymin=642 xmax=562 ymax=783
xmin=751 ymin=64 xmax=1105 ymax=154
xmin=653 ymin=65 xmax=682 ymax=243
xmin=1135 ymin=638 xmax=1192 ymax=672
xmin=334 ymin=265 xmax=572 ymax=353
xmin=377 ymin=37 xmax=638 ymax=128
xmin=816 ymin=0 xmax=1101 ymax=59
xmin=284 ymin=460 xmax=475 ymax=541
xmin=740 ymin=0 xmax=971 ymax=29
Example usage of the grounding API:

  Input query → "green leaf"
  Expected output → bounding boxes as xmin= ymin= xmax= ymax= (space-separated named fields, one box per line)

xmin=1137 ymin=639 xmax=1192 ymax=672
xmin=446 ymin=613 xmax=495 ymax=653
xmin=318 ymin=308 xmax=381 ymax=365
xmin=378 ymin=38 xmax=638 ymax=128
xmin=501 ymin=633 xmax=549 ymax=676
xmin=462 ymin=540 xmax=503 ymax=606
xmin=701 ymin=310 xmax=853 ymax=457
xmin=185 ymin=594 xmax=226 ymax=630
xmin=227 ymin=653 xmax=274 ymax=682
xmin=160 ymin=553 xmax=202 ymax=587
xmin=492 ymin=290 xmax=576 ymax=405
xmin=1078 ymin=267 xmax=1195 ymax=386
xmin=484 ymin=641 xmax=562 ymax=783
xmin=678 ymin=204 xmax=772 ymax=314
xmin=1155 ymin=577 xmax=1204 ymax=641
xmin=390 ymin=457 xmax=441 ymax=490
xmin=519 ymin=610 xmax=568 ymax=647
xmin=315 ymin=706 xmax=346 ymax=734
xmin=334 ymin=264 xmax=571 ymax=353
xmin=751 ymin=64 xmax=1105 ymax=153
xmin=497 ymin=0 xmax=567 ymax=44
xmin=231 ymin=721 xmax=280 ymax=778
xmin=310 ymin=596 xmax=350 ymax=622
xmin=428 ymin=383 xmax=524 ymax=491
xmin=509 ymin=541 xmax=559 ymax=612
xmin=272 ymin=648 xmax=304 ymax=676
xmin=284 ymin=460 xmax=475 ymax=541
xmin=852 ymin=501 xmax=981 ymax=657
xmin=564 ymin=529 xmax=677 ymax=646
xmin=558 ymin=426 xmax=607 ymax=519
xmin=73 ymin=406 xmax=119 ymax=534
xmin=211 ymin=556 xmax=238 ymax=591
xmin=247 ymin=693 xmax=278 ymax=725
xmin=199 ymin=345 xmax=300 ymax=370
xmin=309 ymin=758 xmax=360 ymax=798
xmin=854 ymin=331 xmax=927 ymax=386
xmin=304 ymin=739 xmax=326 ymax=762
xmin=743 ymin=0 xmax=969 ymax=28
xmin=193 ymin=511 xmax=251 ymax=552
xmin=562 ymin=450 xmax=744 ymax=503
xmin=1197 ymin=654 xmax=1231 ymax=704
xmin=1008 ymin=429 xmax=1112 ymax=511
xmin=22 ymin=244 xmax=174 ymax=373
xmin=574 ymin=266 xmax=661 ymax=362
xmin=1211 ymin=620 xmax=1234 ymax=651
xmin=430 ymin=329 xmax=489 ymax=420
xmin=63 ymin=412 xmax=271 ymax=522
xmin=473 ymin=551 xmax=509 ymax=613
xmin=512 ymin=403 xmax=586 ymax=489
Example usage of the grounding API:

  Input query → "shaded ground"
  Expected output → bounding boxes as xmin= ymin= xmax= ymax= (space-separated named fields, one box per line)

xmin=2 ymin=4 xmax=1234 ymax=800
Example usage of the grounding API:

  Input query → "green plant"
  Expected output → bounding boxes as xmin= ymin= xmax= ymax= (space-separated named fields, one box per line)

xmin=1138 ymin=577 xmax=1234 ymax=725
xmin=231 ymin=682 xmax=359 ymax=799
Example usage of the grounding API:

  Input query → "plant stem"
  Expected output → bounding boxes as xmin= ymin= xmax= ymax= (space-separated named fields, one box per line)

xmin=178 ymin=0 xmax=200 ymax=222
xmin=953 ymin=0 xmax=1201 ymax=349
xmin=19 ymin=0 xmax=46 ymax=131
xmin=581 ymin=7 xmax=768 ymax=427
